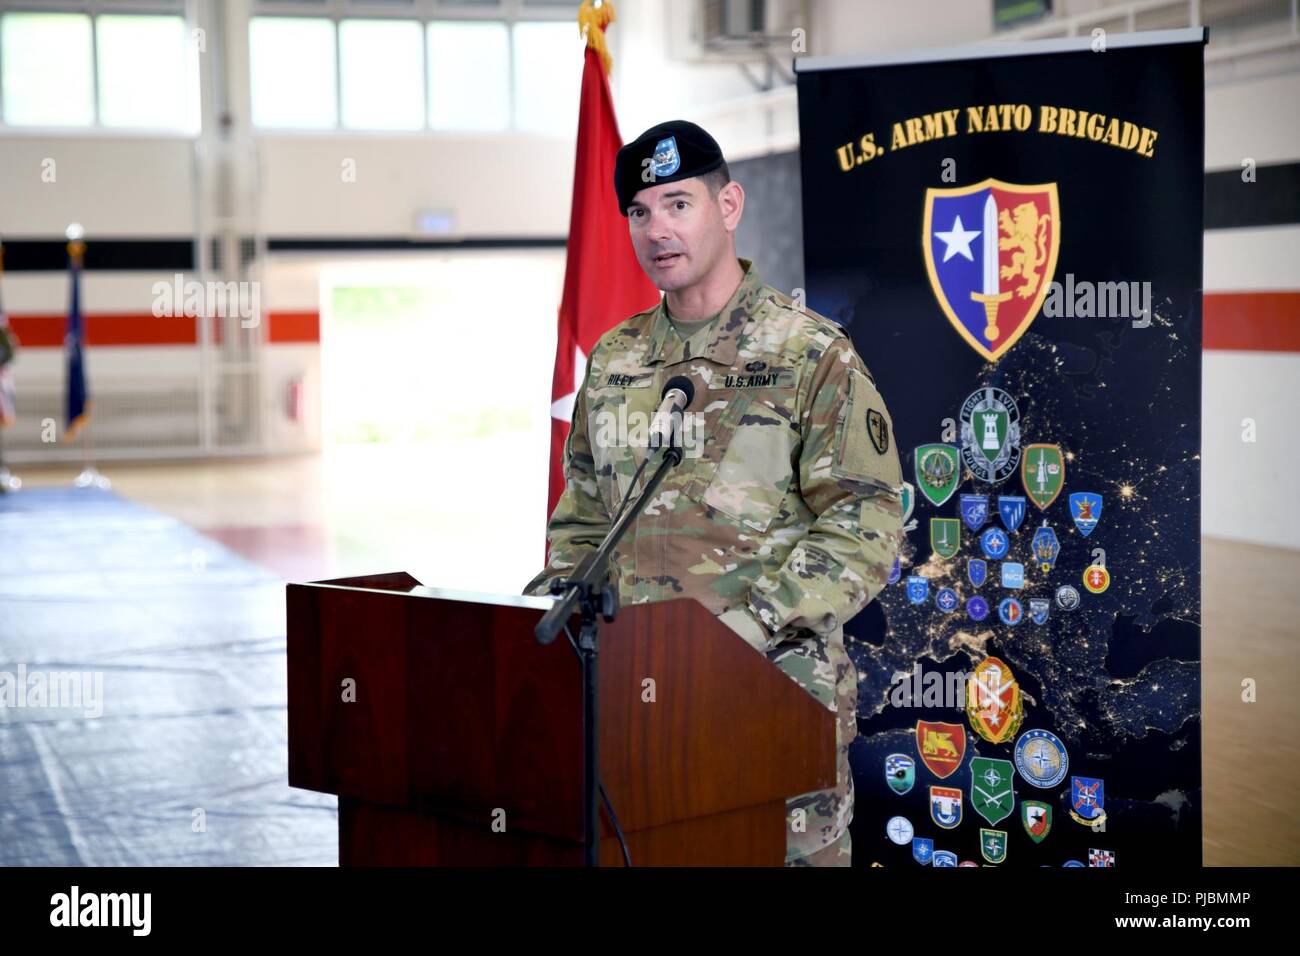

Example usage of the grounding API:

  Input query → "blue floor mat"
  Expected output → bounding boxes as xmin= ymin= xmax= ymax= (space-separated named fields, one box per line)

xmin=0 ymin=487 xmax=337 ymax=866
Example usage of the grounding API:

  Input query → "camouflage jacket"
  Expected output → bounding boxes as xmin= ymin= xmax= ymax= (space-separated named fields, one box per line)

xmin=524 ymin=257 xmax=904 ymax=860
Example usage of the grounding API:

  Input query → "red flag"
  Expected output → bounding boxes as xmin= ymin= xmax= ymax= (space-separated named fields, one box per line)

xmin=548 ymin=1 xmax=660 ymax=531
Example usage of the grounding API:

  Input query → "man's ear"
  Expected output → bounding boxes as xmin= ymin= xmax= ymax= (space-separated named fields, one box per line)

xmin=719 ymin=180 xmax=744 ymax=232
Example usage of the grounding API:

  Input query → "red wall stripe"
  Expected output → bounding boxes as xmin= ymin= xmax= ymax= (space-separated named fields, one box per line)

xmin=8 ymin=312 xmax=198 ymax=346
xmin=266 ymin=311 xmax=320 ymax=344
xmin=5 ymin=297 xmax=1298 ymax=351
xmin=1203 ymin=292 xmax=1300 ymax=352
xmin=6 ymin=311 xmax=322 ymax=346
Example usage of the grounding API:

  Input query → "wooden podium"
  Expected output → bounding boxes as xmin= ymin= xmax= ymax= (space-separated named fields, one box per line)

xmin=287 ymin=572 xmax=835 ymax=866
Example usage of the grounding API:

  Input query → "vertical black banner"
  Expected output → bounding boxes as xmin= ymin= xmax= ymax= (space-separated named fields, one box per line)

xmin=796 ymin=32 xmax=1203 ymax=867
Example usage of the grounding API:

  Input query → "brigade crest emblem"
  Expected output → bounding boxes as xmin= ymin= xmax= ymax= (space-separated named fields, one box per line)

xmin=923 ymin=179 xmax=1060 ymax=363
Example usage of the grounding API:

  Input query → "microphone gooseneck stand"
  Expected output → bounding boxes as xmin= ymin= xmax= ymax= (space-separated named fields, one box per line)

xmin=533 ymin=433 xmax=687 ymax=867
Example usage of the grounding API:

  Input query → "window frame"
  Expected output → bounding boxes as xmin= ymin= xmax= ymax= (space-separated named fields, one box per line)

xmin=0 ymin=0 xmax=197 ymax=136
xmin=249 ymin=0 xmax=579 ymax=134
xmin=0 ymin=0 xmax=579 ymax=135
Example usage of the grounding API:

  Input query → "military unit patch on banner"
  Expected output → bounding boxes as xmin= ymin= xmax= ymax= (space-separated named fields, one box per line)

xmin=968 ymin=558 xmax=988 ymax=588
xmin=935 ymin=587 xmax=959 ymax=613
xmin=1088 ymin=848 xmax=1115 ymax=867
xmin=960 ymin=387 xmax=1021 ymax=483
xmin=980 ymin=828 xmax=1008 ymax=864
xmin=913 ymin=837 xmax=934 ymax=865
xmin=930 ymin=785 xmax=963 ymax=829
xmin=1032 ymin=523 xmax=1061 ymax=573
xmin=970 ymin=757 xmax=1016 ymax=826
xmin=916 ymin=720 xmax=966 ymax=779
xmin=930 ymin=517 xmax=960 ymax=559
xmin=997 ymin=494 xmax=1027 ymax=532
xmin=1022 ymin=800 xmax=1053 ymax=842
xmin=1070 ymin=776 xmax=1106 ymax=827
xmin=1083 ymin=563 xmax=1111 ymax=594
xmin=1022 ymin=443 xmax=1065 ymax=510
xmin=922 ymin=179 xmax=1060 ymax=364
xmin=1069 ymin=491 xmax=1103 ymax=537
xmin=887 ymin=816 xmax=914 ymax=844
xmin=907 ymin=575 xmax=930 ymax=604
xmin=1055 ymin=584 xmax=1081 ymax=611
xmin=998 ymin=596 xmax=1022 ymax=626
xmin=914 ymin=444 xmax=961 ymax=506
xmin=1028 ymin=597 xmax=1051 ymax=624
xmin=980 ymin=526 xmax=1010 ymax=559
xmin=886 ymin=754 xmax=916 ymax=795
xmin=932 ymin=850 xmax=958 ymax=867
xmin=966 ymin=656 xmax=1023 ymax=744
xmin=888 ymin=555 xmax=901 ymax=585
xmin=901 ymin=482 xmax=916 ymax=524
xmin=967 ymin=595 xmax=990 ymax=621
xmin=960 ymin=493 xmax=989 ymax=530
xmin=1015 ymin=729 xmax=1069 ymax=788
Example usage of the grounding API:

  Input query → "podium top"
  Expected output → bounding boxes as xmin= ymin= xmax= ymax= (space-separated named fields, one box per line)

xmin=303 ymin=571 xmax=556 ymax=612
xmin=408 ymin=584 xmax=555 ymax=612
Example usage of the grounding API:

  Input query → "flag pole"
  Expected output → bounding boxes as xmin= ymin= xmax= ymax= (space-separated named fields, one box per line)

xmin=0 ymin=238 xmax=21 ymax=493
xmin=66 ymin=224 xmax=108 ymax=490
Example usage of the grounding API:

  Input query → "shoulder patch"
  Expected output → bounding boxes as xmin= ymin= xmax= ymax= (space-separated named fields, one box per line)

xmin=832 ymin=366 xmax=903 ymax=491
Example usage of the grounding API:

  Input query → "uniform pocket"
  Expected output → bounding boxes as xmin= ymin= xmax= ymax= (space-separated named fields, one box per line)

xmin=696 ymin=391 xmax=799 ymax=532
xmin=586 ymin=392 xmax=640 ymax=514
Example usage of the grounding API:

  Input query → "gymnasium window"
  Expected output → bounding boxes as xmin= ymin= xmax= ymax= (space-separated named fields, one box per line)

xmin=249 ymin=16 xmax=339 ymax=129
xmin=0 ymin=5 xmax=198 ymax=131
xmin=249 ymin=1 xmax=581 ymax=134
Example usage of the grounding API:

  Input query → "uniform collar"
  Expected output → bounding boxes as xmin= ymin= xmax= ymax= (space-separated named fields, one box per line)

xmin=645 ymin=257 xmax=767 ymax=367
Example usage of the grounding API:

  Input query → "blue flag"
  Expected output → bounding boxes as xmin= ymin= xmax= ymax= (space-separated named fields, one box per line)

xmin=65 ymin=242 xmax=90 ymax=439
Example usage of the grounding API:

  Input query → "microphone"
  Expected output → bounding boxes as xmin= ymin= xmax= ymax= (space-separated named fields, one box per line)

xmin=649 ymin=375 xmax=695 ymax=449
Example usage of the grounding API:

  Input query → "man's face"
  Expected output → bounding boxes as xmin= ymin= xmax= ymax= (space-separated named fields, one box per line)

xmin=626 ymin=177 xmax=732 ymax=292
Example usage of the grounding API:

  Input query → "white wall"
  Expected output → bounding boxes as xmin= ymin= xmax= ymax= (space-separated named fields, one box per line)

xmin=0 ymin=136 xmax=195 ymax=236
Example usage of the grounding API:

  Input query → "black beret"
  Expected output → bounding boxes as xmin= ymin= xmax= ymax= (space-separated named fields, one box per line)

xmin=614 ymin=119 xmax=727 ymax=217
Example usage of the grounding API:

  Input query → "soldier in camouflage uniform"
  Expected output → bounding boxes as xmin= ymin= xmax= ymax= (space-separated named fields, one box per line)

xmin=524 ymin=120 xmax=903 ymax=866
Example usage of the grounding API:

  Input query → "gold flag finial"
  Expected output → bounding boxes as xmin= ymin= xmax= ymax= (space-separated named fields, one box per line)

xmin=578 ymin=0 xmax=616 ymax=76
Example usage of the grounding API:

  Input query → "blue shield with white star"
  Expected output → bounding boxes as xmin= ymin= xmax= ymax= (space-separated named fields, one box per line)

xmin=923 ymin=179 xmax=1060 ymax=363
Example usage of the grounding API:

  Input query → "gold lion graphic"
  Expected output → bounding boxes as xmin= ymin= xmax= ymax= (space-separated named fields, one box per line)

xmin=998 ymin=202 xmax=1051 ymax=300
xmin=921 ymin=729 xmax=959 ymax=758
